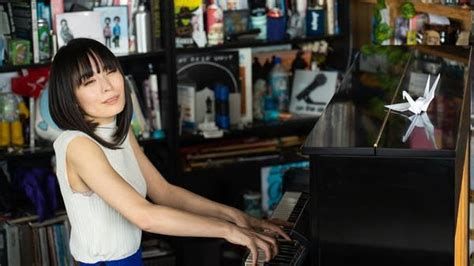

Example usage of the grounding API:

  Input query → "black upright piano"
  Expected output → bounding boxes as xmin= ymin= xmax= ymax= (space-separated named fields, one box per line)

xmin=302 ymin=46 xmax=471 ymax=266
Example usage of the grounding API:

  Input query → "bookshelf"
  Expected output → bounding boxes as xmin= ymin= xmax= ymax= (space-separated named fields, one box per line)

xmin=0 ymin=0 xmax=351 ymax=265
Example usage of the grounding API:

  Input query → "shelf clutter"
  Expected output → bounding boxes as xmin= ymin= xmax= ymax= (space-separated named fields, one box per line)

xmin=0 ymin=0 xmax=351 ymax=265
xmin=378 ymin=0 xmax=473 ymax=45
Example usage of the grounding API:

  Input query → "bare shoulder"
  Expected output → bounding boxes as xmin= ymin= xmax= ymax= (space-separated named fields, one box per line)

xmin=66 ymin=135 xmax=107 ymax=165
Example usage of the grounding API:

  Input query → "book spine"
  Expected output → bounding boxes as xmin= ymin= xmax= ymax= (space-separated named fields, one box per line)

xmin=333 ymin=0 xmax=339 ymax=35
xmin=38 ymin=227 xmax=50 ymax=266
xmin=50 ymin=0 xmax=63 ymax=33
xmin=31 ymin=227 xmax=41 ymax=266
xmin=46 ymin=226 xmax=57 ymax=266
xmin=11 ymin=2 xmax=31 ymax=39
xmin=471 ymin=10 xmax=474 ymax=44
xmin=4 ymin=224 xmax=20 ymax=266
xmin=5 ymin=3 xmax=14 ymax=34
xmin=326 ymin=0 xmax=334 ymax=35
xmin=0 ymin=224 xmax=7 ymax=266
xmin=150 ymin=0 xmax=161 ymax=50
xmin=31 ymin=0 xmax=39 ymax=63
xmin=149 ymin=73 xmax=162 ymax=131
xmin=142 ymin=79 xmax=154 ymax=131
xmin=18 ymin=225 xmax=34 ymax=266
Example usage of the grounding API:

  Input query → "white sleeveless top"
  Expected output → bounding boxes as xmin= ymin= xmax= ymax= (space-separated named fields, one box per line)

xmin=53 ymin=123 xmax=147 ymax=263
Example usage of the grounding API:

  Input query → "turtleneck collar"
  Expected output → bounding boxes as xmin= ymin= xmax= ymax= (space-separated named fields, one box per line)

xmin=94 ymin=119 xmax=117 ymax=141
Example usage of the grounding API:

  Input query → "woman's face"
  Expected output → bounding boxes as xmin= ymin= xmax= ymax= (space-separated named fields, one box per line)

xmin=75 ymin=57 xmax=125 ymax=125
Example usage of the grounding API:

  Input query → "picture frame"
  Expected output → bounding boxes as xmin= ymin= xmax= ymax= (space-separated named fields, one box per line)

xmin=55 ymin=11 xmax=102 ymax=48
xmin=93 ymin=6 xmax=129 ymax=55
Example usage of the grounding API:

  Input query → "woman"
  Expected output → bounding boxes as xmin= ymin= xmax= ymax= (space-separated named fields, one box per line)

xmin=49 ymin=38 xmax=289 ymax=266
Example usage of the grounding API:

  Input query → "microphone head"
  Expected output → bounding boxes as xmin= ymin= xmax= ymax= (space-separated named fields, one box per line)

xmin=314 ymin=73 xmax=327 ymax=85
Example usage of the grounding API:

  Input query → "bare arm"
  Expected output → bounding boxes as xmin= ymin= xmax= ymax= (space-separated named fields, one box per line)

xmin=128 ymin=130 xmax=237 ymax=221
xmin=67 ymin=136 xmax=277 ymax=264
xmin=129 ymin=130 xmax=290 ymax=241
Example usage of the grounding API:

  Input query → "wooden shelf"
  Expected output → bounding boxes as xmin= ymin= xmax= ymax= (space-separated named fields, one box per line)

xmin=179 ymin=116 xmax=318 ymax=146
xmin=0 ymin=50 xmax=165 ymax=73
xmin=176 ymin=35 xmax=343 ymax=54
xmin=0 ymin=62 xmax=50 ymax=73
xmin=0 ymin=137 xmax=166 ymax=161
xmin=389 ymin=0 xmax=472 ymax=31
xmin=415 ymin=45 xmax=470 ymax=64
xmin=411 ymin=1 xmax=471 ymax=22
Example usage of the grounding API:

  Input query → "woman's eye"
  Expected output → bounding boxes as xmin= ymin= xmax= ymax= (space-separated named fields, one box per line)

xmin=83 ymin=79 xmax=95 ymax=86
xmin=106 ymin=69 xmax=117 ymax=75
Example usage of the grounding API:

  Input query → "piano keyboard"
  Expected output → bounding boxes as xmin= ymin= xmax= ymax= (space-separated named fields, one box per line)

xmin=243 ymin=191 xmax=309 ymax=266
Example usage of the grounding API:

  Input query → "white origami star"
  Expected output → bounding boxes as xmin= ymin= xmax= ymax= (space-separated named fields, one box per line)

xmin=400 ymin=112 xmax=437 ymax=148
xmin=385 ymin=74 xmax=441 ymax=115
xmin=384 ymin=73 xmax=440 ymax=147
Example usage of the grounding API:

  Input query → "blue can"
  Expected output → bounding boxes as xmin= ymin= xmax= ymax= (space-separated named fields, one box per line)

xmin=214 ymin=84 xmax=230 ymax=129
xmin=267 ymin=16 xmax=286 ymax=41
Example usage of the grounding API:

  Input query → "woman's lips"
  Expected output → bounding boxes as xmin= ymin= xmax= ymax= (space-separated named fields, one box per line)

xmin=103 ymin=95 xmax=119 ymax=104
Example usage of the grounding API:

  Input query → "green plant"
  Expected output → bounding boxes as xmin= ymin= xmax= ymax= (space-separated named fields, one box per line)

xmin=373 ymin=0 xmax=393 ymax=44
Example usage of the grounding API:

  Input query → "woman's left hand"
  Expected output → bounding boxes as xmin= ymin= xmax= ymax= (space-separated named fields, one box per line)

xmin=231 ymin=210 xmax=292 ymax=241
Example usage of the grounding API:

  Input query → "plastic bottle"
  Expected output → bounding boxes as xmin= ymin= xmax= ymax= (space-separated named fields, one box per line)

xmin=206 ymin=0 xmax=224 ymax=46
xmin=269 ymin=57 xmax=289 ymax=112
xmin=135 ymin=3 xmax=151 ymax=53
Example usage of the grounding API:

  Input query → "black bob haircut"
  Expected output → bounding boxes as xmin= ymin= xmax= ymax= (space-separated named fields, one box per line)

xmin=49 ymin=38 xmax=133 ymax=149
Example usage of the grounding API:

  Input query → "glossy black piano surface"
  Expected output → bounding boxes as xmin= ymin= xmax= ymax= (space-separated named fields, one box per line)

xmin=304 ymin=46 xmax=469 ymax=156
xmin=302 ymin=46 xmax=471 ymax=266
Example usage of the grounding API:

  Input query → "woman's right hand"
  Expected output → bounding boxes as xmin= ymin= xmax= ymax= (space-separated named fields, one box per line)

xmin=224 ymin=225 xmax=278 ymax=266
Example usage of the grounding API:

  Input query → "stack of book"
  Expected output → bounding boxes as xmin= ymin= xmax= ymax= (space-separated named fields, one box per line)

xmin=179 ymin=135 xmax=304 ymax=170
xmin=0 ymin=213 xmax=74 ymax=266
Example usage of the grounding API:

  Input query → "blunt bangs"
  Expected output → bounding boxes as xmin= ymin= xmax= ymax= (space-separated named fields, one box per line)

xmin=70 ymin=44 xmax=122 ymax=89
xmin=49 ymin=38 xmax=132 ymax=150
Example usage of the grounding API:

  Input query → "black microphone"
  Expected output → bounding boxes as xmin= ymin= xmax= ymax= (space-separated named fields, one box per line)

xmin=296 ymin=73 xmax=327 ymax=104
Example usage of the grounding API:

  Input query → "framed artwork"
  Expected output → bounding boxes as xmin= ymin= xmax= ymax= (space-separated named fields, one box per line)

xmin=94 ymin=6 xmax=129 ymax=55
xmin=176 ymin=51 xmax=242 ymax=126
xmin=55 ymin=11 xmax=102 ymax=48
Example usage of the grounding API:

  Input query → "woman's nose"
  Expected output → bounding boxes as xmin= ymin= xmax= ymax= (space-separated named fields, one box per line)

xmin=100 ymin=76 xmax=113 ymax=92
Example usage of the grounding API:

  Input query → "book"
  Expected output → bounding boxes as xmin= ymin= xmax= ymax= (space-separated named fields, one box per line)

xmin=260 ymin=161 xmax=309 ymax=215
xmin=236 ymin=48 xmax=253 ymax=124
xmin=0 ymin=224 xmax=6 ymax=266
xmin=0 ymin=3 xmax=12 ymax=36
xmin=125 ymin=75 xmax=149 ymax=138
xmin=18 ymin=224 xmax=34 ymax=266
xmin=11 ymin=0 xmax=39 ymax=63
xmin=150 ymin=0 xmax=162 ymax=50
xmin=326 ymin=0 xmax=335 ymax=35
xmin=3 ymin=223 xmax=20 ymax=266
xmin=174 ymin=0 xmax=206 ymax=48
